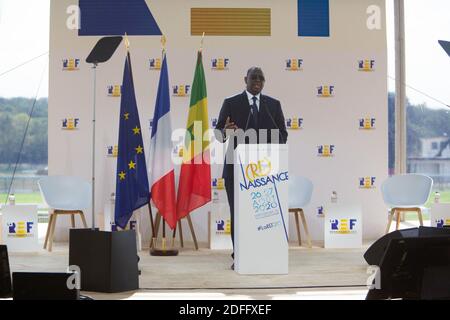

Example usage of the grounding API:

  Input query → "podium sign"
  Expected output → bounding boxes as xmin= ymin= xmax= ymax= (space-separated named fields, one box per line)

xmin=430 ymin=203 xmax=450 ymax=228
xmin=234 ymin=144 xmax=289 ymax=274
xmin=209 ymin=203 xmax=233 ymax=250
xmin=324 ymin=204 xmax=362 ymax=248
xmin=1 ymin=205 xmax=38 ymax=252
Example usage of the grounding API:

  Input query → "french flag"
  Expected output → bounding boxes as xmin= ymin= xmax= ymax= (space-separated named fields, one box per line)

xmin=148 ymin=54 xmax=177 ymax=229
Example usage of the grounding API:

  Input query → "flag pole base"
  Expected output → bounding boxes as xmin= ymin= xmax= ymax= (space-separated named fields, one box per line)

xmin=150 ymin=248 xmax=179 ymax=256
xmin=150 ymin=237 xmax=179 ymax=256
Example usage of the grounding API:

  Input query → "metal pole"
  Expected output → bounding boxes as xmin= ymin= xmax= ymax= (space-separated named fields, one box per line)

xmin=91 ymin=63 xmax=97 ymax=229
xmin=394 ymin=0 xmax=406 ymax=174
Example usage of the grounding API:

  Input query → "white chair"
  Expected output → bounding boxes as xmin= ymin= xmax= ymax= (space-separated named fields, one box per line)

xmin=381 ymin=174 xmax=433 ymax=234
xmin=38 ymin=176 xmax=90 ymax=251
xmin=288 ymin=175 xmax=313 ymax=248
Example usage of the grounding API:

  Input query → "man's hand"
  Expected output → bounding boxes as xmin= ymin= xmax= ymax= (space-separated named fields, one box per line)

xmin=223 ymin=116 xmax=238 ymax=139
xmin=224 ymin=116 xmax=238 ymax=130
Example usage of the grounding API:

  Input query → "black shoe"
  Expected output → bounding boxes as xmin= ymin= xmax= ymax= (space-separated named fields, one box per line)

xmin=230 ymin=263 xmax=234 ymax=270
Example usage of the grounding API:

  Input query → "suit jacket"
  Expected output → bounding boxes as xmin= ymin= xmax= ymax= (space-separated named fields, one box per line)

xmin=215 ymin=91 xmax=288 ymax=179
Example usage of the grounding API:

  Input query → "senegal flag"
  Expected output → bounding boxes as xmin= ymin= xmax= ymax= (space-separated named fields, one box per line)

xmin=176 ymin=51 xmax=211 ymax=219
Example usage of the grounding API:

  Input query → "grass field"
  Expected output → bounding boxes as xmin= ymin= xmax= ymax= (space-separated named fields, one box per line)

xmin=0 ymin=192 xmax=43 ymax=204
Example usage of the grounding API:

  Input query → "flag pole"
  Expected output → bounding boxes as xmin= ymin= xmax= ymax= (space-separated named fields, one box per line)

xmin=149 ymin=35 xmax=166 ymax=253
xmin=149 ymin=35 xmax=178 ymax=256
xmin=122 ymin=33 xmax=151 ymax=252
xmin=200 ymin=32 xmax=205 ymax=52
xmin=148 ymin=203 xmax=155 ymax=249
xmin=160 ymin=34 xmax=167 ymax=252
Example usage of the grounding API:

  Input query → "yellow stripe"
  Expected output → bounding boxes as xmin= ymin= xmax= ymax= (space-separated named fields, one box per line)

xmin=184 ymin=98 xmax=210 ymax=161
xmin=187 ymin=98 xmax=209 ymax=131
xmin=191 ymin=8 xmax=271 ymax=36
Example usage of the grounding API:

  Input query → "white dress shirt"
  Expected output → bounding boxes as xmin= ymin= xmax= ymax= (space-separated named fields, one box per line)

xmin=245 ymin=91 xmax=260 ymax=112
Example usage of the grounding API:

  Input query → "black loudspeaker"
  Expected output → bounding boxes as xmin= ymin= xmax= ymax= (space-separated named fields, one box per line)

xmin=0 ymin=245 xmax=12 ymax=298
xmin=12 ymin=272 xmax=80 ymax=300
xmin=69 ymin=229 xmax=139 ymax=293
xmin=368 ymin=236 xmax=450 ymax=300
xmin=364 ymin=226 xmax=450 ymax=266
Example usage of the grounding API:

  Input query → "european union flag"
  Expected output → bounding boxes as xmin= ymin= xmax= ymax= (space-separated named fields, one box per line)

xmin=114 ymin=52 xmax=149 ymax=229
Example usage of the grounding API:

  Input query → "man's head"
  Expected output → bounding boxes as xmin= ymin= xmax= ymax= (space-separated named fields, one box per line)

xmin=245 ymin=67 xmax=265 ymax=95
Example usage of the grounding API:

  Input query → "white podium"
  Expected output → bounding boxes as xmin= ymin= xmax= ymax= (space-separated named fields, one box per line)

xmin=430 ymin=203 xmax=450 ymax=228
xmin=234 ymin=144 xmax=289 ymax=274
xmin=324 ymin=203 xmax=362 ymax=248
xmin=0 ymin=205 xmax=39 ymax=252
xmin=209 ymin=203 xmax=233 ymax=250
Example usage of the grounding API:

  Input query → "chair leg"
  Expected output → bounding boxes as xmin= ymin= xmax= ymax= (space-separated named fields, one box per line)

xmin=299 ymin=209 xmax=312 ymax=248
xmin=294 ymin=210 xmax=302 ymax=246
xmin=385 ymin=209 xmax=395 ymax=234
xmin=417 ymin=208 xmax=424 ymax=226
xmin=79 ymin=211 xmax=88 ymax=228
xmin=71 ymin=214 xmax=75 ymax=228
xmin=395 ymin=210 xmax=402 ymax=231
xmin=186 ymin=215 xmax=198 ymax=250
xmin=43 ymin=213 xmax=54 ymax=249
xmin=48 ymin=213 xmax=58 ymax=252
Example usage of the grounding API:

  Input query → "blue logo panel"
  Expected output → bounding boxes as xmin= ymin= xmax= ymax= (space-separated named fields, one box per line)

xmin=298 ymin=0 xmax=330 ymax=37
xmin=79 ymin=0 xmax=162 ymax=36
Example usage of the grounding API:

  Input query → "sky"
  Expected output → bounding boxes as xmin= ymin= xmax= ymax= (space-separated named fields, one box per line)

xmin=0 ymin=0 xmax=449 ymax=109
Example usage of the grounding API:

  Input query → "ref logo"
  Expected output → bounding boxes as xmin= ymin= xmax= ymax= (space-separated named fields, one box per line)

xmin=107 ymin=145 xmax=118 ymax=158
xmin=172 ymin=85 xmax=190 ymax=97
xmin=216 ymin=219 xmax=231 ymax=234
xmin=129 ymin=220 xmax=137 ymax=230
xmin=436 ymin=219 xmax=450 ymax=228
xmin=149 ymin=58 xmax=161 ymax=70
xmin=330 ymin=219 xmax=357 ymax=234
xmin=211 ymin=118 xmax=218 ymax=128
xmin=317 ymin=145 xmax=335 ymax=157
xmin=62 ymin=118 xmax=79 ymax=130
xmin=359 ymin=118 xmax=376 ymax=130
xmin=62 ymin=58 xmax=80 ymax=71
xmin=359 ymin=177 xmax=376 ymax=189
xmin=149 ymin=118 xmax=153 ymax=129
xmin=317 ymin=206 xmax=324 ymax=216
xmin=107 ymin=85 xmax=121 ymax=97
xmin=211 ymin=58 xmax=229 ymax=70
xmin=245 ymin=158 xmax=272 ymax=182
xmin=212 ymin=178 xmax=225 ymax=190
xmin=286 ymin=117 xmax=303 ymax=130
xmin=7 ymin=221 xmax=34 ymax=238
xmin=173 ymin=145 xmax=184 ymax=157
xmin=358 ymin=59 xmax=375 ymax=72
xmin=286 ymin=59 xmax=303 ymax=71
xmin=317 ymin=85 xmax=334 ymax=97
xmin=110 ymin=222 xmax=118 ymax=232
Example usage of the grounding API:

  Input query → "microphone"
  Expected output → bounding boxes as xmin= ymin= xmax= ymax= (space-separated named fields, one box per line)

xmin=262 ymin=99 xmax=286 ymax=144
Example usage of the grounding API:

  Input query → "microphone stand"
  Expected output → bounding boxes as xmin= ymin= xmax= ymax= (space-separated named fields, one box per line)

xmin=244 ymin=107 xmax=253 ymax=132
xmin=85 ymin=36 xmax=123 ymax=229
xmin=262 ymin=99 xmax=286 ymax=144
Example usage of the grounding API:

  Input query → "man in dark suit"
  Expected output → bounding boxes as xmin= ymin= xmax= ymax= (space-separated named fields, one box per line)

xmin=215 ymin=67 xmax=288 ymax=269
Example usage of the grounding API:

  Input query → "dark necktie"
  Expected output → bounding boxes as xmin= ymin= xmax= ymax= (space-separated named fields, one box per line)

xmin=251 ymin=96 xmax=258 ymax=129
